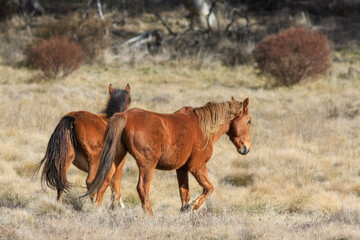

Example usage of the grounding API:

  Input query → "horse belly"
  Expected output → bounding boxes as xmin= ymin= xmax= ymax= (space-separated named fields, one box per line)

xmin=72 ymin=150 xmax=89 ymax=172
xmin=156 ymin=150 xmax=189 ymax=170
xmin=155 ymin=130 xmax=193 ymax=170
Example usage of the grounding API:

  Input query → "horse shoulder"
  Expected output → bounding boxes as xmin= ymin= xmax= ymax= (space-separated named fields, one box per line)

xmin=176 ymin=109 xmax=214 ymax=158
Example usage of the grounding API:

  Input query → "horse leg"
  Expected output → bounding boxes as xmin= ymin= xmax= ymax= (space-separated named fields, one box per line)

xmin=86 ymin=162 xmax=99 ymax=203
xmin=109 ymin=157 xmax=126 ymax=210
xmin=57 ymin=189 xmax=63 ymax=203
xmin=95 ymin=164 xmax=116 ymax=206
xmin=137 ymin=167 xmax=155 ymax=216
xmin=186 ymin=165 xmax=213 ymax=211
xmin=176 ymin=166 xmax=191 ymax=211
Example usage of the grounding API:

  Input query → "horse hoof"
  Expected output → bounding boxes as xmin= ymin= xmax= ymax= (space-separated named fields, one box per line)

xmin=119 ymin=198 xmax=125 ymax=209
xmin=109 ymin=204 xmax=115 ymax=210
xmin=180 ymin=204 xmax=192 ymax=213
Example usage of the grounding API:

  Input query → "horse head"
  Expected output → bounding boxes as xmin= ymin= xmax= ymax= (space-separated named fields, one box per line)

xmin=227 ymin=97 xmax=251 ymax=155
xmin=104 ymin=83 xmax=131 ymax=118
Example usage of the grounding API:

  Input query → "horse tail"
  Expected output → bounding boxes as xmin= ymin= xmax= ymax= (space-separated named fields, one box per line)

xmin=36 ymin=116 xmax=76 ymax=192
xmin=85 ymin=114 xmax=127 ymax=198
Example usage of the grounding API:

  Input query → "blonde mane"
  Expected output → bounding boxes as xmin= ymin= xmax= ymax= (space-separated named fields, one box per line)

xmin=193 ymin=101 xmax=243 ymax=140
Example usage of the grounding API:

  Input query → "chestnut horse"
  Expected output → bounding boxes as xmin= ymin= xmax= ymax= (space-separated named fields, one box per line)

xmin=86 ymin=97 xmax=251 ymax=215
xmin=37 ymin=84 xmax=131 ymax=209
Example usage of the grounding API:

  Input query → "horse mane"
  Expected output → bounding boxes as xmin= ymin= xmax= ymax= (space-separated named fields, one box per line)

xmin=101 ymin=88 xmax=131 ymax=118
xmin=193 ymin=101 xmax=243 ymax=140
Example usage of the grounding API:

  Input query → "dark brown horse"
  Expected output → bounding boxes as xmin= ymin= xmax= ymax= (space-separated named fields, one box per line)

xmin=37 ymin=84 xmax=131 ymax=209
xmin=87 ymin=97 xmax=251 ymax=215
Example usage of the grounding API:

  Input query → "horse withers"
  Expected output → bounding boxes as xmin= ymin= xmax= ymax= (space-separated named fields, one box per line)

xmin=37 ymin=84 xmax=131 ymax=209
xmin=87 ymin=97 xmax=251 ymax=215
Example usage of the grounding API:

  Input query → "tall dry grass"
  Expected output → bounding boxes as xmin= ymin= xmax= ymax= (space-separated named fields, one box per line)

xmin=0 ymin=45 xmax=359 ymax=239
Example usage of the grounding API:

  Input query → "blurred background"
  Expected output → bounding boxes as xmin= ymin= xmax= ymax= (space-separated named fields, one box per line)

xmin=0 ymin=0 xmax=359 ymax=72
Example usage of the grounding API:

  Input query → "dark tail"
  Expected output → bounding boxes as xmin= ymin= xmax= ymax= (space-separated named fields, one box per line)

xmin=84 ymin=115 xmax=127 ymax=198
xmin=36 ymin=116 xmax=76 ymax=192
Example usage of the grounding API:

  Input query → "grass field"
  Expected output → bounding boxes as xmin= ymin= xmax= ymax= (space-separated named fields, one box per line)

xmin=0 ymin=9 xmax=360 ymax=239
xmin=0 ymin=51 xmax=359 ymax=239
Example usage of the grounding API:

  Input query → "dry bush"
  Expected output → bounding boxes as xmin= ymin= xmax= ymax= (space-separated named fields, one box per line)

xmin=0 ymin=31 xmax=30 ymax=66
xmin=0 ymin=177 xmax=32 ymax=208
xmin=254 ymin=27 xmax=331 ymax=87
xmin=36 ymin=13 xmax=110 ymax=62
xmin=217 ymin=40 xmax=255 ymax=66
xmin=164 ymin=33 xmax=254 ymax=67
xmin=27 ymin=37 xmax=84 ymax=79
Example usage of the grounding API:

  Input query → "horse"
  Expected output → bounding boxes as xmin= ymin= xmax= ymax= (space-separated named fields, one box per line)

xmin=37 ymin=84 xmax=131 ymax=209
xmin=86 ymin=97 xmax=251 ymax=215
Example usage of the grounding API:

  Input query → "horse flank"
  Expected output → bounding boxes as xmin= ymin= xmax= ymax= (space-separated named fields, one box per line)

xmin=193 ymin=101 xmax=243 ymax=140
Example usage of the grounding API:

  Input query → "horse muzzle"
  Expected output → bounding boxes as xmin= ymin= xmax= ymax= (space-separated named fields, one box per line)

xmin=238 ymin=145 xmax=250 ymax=155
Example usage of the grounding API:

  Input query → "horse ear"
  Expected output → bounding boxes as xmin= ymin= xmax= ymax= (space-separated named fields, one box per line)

xmin=243 ymin=98 xmax=249 ymax=109
xmin=109 ymin=84 xmax=114 ymax=95
xmin=231 ymin=96 xmax=236 ymax=101
xmin=124 ymin=83 xmax=130 ymax=93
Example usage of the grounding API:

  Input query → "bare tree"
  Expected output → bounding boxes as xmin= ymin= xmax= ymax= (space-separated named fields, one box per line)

xmin=183 ymin=0 xmax=217 ymax=30
xmin=18 ymin=0 xmax=44 ymax=35
xmin=83 ymin=0 xmax=109 ymax=37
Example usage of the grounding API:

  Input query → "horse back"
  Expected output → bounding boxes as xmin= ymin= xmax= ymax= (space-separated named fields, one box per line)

xmin=119 ymin=107 xmax=203 ymax=170
xmin=121 ymin=107 xmax=200 ymax=139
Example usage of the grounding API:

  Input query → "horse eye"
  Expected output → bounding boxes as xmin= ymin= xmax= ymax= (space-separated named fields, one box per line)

xmin=248 ymin=120 xmax=251 ymax=125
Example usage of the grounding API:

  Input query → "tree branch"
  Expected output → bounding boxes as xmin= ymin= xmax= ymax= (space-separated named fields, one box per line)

xmin=83 ymin=0 xmax=109 ymax=37
xmin=225 ymin=7 xmax=251 ymax=33
xmin=155 ymin=13 xmax=194 ymax=37
xmin=207 ymin=0 xmax=222 ymax=32
xmin=96 ymin=0 xmax=109 ymax=37
xmin=83 ymin=0 xmax=92 ymax=18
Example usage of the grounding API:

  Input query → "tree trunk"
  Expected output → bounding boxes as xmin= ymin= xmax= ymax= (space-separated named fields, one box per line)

xmin=184 ymin=0 xmax=217 ymax=30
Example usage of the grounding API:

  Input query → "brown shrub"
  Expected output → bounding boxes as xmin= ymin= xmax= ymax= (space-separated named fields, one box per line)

xmin=254 ymin=27 xmax=331 ymax=87
xmin=28 ymin=37 xmax=84 ymax=79
xmin=36 ymin=13 xmax=109 ymax=61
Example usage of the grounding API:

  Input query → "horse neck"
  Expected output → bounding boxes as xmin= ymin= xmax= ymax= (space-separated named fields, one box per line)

xmin=210 ymin=121 xmax=231 ymax=144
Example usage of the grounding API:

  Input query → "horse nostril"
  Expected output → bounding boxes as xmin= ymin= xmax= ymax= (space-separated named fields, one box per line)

xmin=238 ymin=145 xmax=248 ymax=155
xmin=243 ymin=145 xmax=247 ymax=154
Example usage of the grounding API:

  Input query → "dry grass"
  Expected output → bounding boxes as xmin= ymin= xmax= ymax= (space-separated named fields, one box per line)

xmin=0 ymin=49 xmax=359 ymax=238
